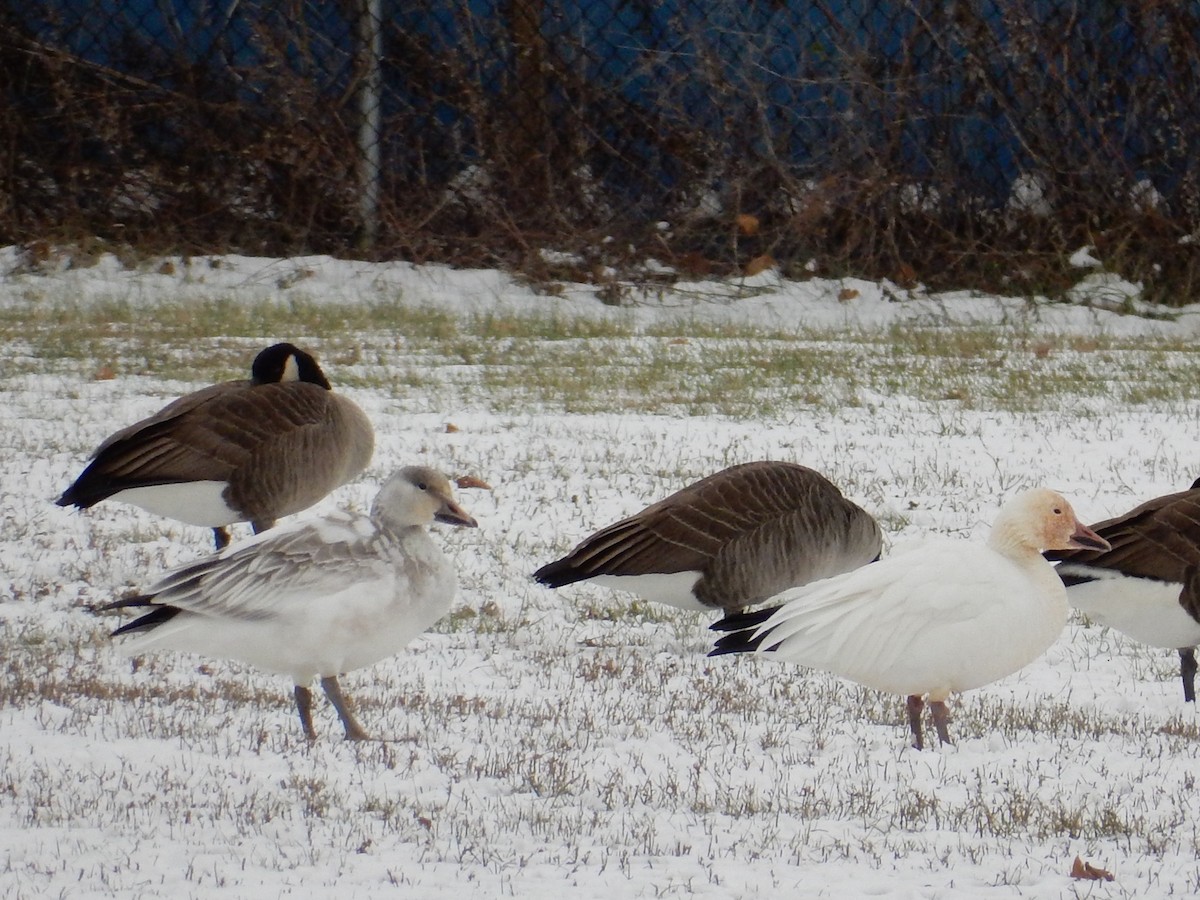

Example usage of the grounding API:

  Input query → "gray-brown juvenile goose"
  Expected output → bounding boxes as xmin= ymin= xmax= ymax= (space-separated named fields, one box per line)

xmin=533 ymin=461 xmax=883 ymax=612
xmin=101 ymin=466 xmax=477 ymax=741
xmin=56 ymin=342 xmax=374 ymax=549
xmin=1046 ymin=478 xmax=1200 ymax=702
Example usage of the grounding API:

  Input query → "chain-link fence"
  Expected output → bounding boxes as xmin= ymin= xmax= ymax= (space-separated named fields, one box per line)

xmin=3 ymin=0 xmax=1199 ymax=299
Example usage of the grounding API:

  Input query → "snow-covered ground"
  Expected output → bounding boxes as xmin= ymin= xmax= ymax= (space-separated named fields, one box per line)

xmin=3 ymin=250 xmax=1200 ymax=898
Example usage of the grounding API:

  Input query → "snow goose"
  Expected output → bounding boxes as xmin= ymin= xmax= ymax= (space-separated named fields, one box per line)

xmin=57 ymin=342 xmax=374 ymax=549
xmin=533 ymin=461 xmax=882 ymax=613
xmin=1046 ymin=478 xmax=1200 ymax=702
xmin=710 ymin=488 xmax=1110 ymax=749
xmin=100 ymin=466 xmax=477 ymax=741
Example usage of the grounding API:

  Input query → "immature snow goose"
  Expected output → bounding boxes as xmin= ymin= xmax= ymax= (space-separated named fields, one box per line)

xmin=1046 ymin=478 xmax=1200 ymax=702
xmin=710 ymin=488 xmax=1109 ymax=749
xmin=57 ymin=342 xmax=374 ymax=549
xmin=533 ymin=461 xmax=882 ymax=613
xmin=100 ymin=466 xmax=477 ymax=741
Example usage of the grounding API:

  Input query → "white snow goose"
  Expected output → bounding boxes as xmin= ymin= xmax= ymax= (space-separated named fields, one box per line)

xmin=57 ymin=342 xmax=375 ymax=549
xmin=99 ymin=466 xmax=477 ymax=741
xmin=1046 ymin=478 xmax=1200 ymax=702
xmin=710 ymin=488 xmax=1110 ymax=749
xmin=533 ymin=461 xmax=883 ymax=613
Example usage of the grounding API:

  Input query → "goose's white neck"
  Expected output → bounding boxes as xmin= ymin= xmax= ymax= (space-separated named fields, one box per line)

xmin=986 ymin=518 xmax=1043 ymax=559
xmin=986 ymin=500 xmax=1070 ymax=613
xmin=986 ymin=522 xmax=1069 ymax=650
xmin=986 ymin=493 xmax=1057 ymax=559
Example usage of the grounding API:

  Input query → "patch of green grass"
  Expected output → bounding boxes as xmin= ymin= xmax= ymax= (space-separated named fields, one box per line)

xmin=434 ymin=600 xmax=507 ymax=634
xmin=5 ymin=296 xmax=1200 ymax=418
xmin=575 ymin=597 xmax=684 ymax=625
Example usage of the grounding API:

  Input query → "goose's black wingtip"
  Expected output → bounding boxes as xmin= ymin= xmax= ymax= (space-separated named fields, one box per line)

xmin=54 ymin=472 xmax=113 ymax=510
xmin=531 ymin=558 xmax=588 ymax=589
xmin=707 ymin=640 xmax=740 ymax=658
xmin=97 ymin=593 xmax=156 ymax=614
xmin=55 ymin=484 xmax=86 ymax=509
xmin=709 ymin=605 xmax=779 ymax=632
xmin=109 ymin=604 xmax=181 ymax=637
xmin=709 ymin=630 xmax=771 ymax=657
xmin=95 ymin=594 xmax=181 ymax=637
xmin=708 ymin=605 xmax=782 ymax=656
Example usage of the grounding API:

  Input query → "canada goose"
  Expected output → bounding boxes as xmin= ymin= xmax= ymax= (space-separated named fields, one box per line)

xmin=56 ymin=342 xmax=374 ymax=549
xmin=100 ymin=466 xmax=478 ymax=741
xmin=711 ymin=489 xmax=1110 ymax=749
xmin=1046 ymin=478 xmax=1200 ymax=702
xmin=533 ymin=461 xmax=883 ymax=613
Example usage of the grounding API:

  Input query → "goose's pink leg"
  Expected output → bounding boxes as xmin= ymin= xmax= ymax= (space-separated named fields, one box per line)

xmin=321 ymin=675 xmax=371 ymax=741
xmin=294 ymin=685 xmax=318 ymax=740
xmin=906 ymin=694 xmax=926 ymax=750
xmin=930 ymin=700 xmax=953 ymax=746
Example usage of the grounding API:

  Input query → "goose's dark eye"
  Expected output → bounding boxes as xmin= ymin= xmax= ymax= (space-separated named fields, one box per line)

xmin=1053 ymin=507 xmax=1062 ymax=515
xmin=417 ymin=482 xmax=428 ymax=491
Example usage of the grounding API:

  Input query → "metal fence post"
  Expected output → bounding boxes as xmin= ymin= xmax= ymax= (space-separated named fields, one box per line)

xmin=357 ymin=0 xmax=383 ymax=251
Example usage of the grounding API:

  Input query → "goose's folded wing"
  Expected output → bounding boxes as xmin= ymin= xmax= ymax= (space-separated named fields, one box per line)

xmin=89 ymin=382 xmax=239 ymax=456
xmin=142 ymin=512 xmax=391 ymax=621
xmin=647 ymin=461 xmax=865 ymax=563
xmin=750 ymin=542 xmax=1007 ymax=674
xmin=84 ymin=382 xmax=337 ymax=488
